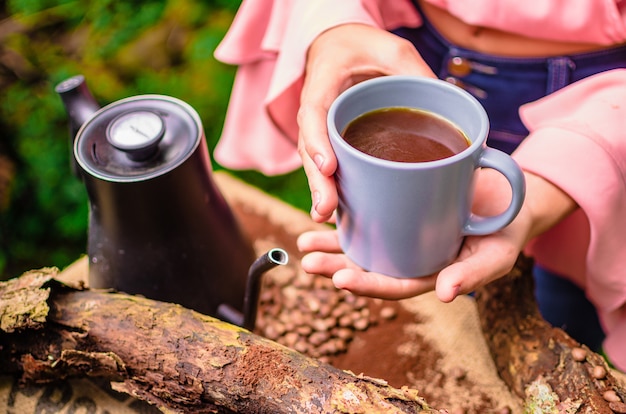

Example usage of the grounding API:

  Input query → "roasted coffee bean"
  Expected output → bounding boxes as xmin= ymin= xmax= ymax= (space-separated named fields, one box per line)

xmin=296 ymin=325 xmax=313 ymax=336
xmin=309 ymin=331 xmax=331 ymax=346
xmin=380 ymin=306 xmax=397 ymax=320
xmin=317 ymin=341 xmax=338 ymax=356
xmin=283 ymin=332 xmax=299 ymax=348
xmin=571 ymin=347 xmax=587 ymax=362
xmin=338 ymin=314 xmax=354 ymax=328
xmin=293 ymin=273 xmax=314 ymax=289
xmin=263 ymin=323 xmax=284 ymax=341
xmin=333 ymin=327 xmax=354 ymax=341
xmin=609 ymin=401 xmax=626 ymax=413
xmin=294 ymin=340 xmax=309 ymax=354
xmin=325 ymin=293 xmax=340 ymax=308
xmin=267 ymin=303 xmax=282 ymax=317
xmin=318 ymin=303 xmax=333 ymax=318
xmin=332 ymin=338 xmax=348 ymax=353
xmin=311 ymin=318 xmax=334 ymax=332
xmin=318 ymin=356 xmax=331 ymax=364
xmin=313 ymin=276 xmax=329 ymax=290
xmin=354 ymin=297 xmax=369 ymax=310
xmin=259 ymin=290 xmax=275 ymax=304
xmin=283 ymin=320 xmax=296 ymax=332
xmin=288 ymin=310 xmax=305 ymax=326
xmin=306 ymin=297 xmax=321 ymax=313
xmin=603 ymin=389 xmax=621 ymax=403
xmin=332 ymin=302 xmax=353 ymax=319
xmin=269 ymin=267 xmax=295 ymax=288
xmin=282 ymin=285 xmax=301 ymax=304
xmin=592 ymin=365 xmax=607 ymax=379
xmin=353 ymin=316 xmax=369 ymax=331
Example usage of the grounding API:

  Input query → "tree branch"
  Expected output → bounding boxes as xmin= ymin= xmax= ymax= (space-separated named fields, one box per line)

xmin=475 ymin=255 xmax=626 ymax=413
xmin=0 ymin=268 xmax=437 ymax=414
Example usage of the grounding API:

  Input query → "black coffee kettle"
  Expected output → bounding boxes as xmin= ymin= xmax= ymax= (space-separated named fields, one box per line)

xmin=56 ymin=75 xmax=287 ymax=330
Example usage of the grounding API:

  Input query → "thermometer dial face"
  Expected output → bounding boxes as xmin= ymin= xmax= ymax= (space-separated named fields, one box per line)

xmin=107 ymin=111 xmax=164 ymax=150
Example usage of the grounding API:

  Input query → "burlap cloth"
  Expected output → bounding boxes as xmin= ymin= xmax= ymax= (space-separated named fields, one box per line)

xmin=3 ymin=172 xmax=621 ymax=413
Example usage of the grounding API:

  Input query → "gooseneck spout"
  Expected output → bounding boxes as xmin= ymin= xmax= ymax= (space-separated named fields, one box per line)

xmin=243 ymin=248 xmax=289 ymax=330
xmin=55 ymin=75 xmax=101 ymax=136
xmin=217 ymin=248 xmax=289 ymax=331
xmin=55 ymin=75 xmax=101 ymax=177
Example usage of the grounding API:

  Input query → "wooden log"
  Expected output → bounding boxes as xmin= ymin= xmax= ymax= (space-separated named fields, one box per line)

xmin=0 ymin=268 xmax=438 ymax=414
xmin=475 ymin=255 xmax=626 ymax=413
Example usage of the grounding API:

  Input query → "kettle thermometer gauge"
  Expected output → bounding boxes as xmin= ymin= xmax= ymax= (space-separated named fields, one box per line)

xmin=107 ymin=110 xmax=165 ymax=161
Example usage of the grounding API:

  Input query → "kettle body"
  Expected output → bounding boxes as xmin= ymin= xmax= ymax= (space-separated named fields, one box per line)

xmin=70 ymin=91 xmax=257 ymax=317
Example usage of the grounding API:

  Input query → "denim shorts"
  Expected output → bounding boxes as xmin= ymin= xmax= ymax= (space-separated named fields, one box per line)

xmin=393 ymin=4 xmax=626 ymax=154
xmin=392 ymin=3 xmax=626 ymax=350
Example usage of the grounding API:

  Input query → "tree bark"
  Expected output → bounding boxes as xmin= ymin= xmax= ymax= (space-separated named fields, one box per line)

xmin=475 ymin=255 xmax=626 ymax=413
xmin=0 ymin=268 xmax=438 ymax=414
xmin=3 ymin=257 xmax=626 ymax=413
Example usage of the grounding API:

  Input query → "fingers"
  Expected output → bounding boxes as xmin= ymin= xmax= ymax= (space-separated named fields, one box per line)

xmin=434 ymin=236 xmax=520 ymax=302
xmin=300 ymin=240 xmax=517 ymax=302
xmin=332 ymin=270 xmax=437 ymax=300
xmin=300 ymin=252 xmax=355 ymax=277
xmin=297 ymin=63 xmax=343 ymax=179
xmin=298 ymin=134 xmax=338 ymax=222
xmin=297 ymin=59 xmax=342 ymax=222
xmin=301 ymin=251 xmax=438 ymax=300
xmin=297 ymin=228 xmax=524 ymax=303
xmin=298 ymin=231 xmax=361 ymax=281
xmin=298 ymin=24 xmax=436 ymax=221
xmin=298 ymin=230 xmax=340 ymax=250
xmin=298 ymin=230 xmax=438 ymax=300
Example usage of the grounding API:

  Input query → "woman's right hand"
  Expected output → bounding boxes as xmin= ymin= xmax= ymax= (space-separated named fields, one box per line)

xmin=297 ymin=23 xmax=436 ymax=222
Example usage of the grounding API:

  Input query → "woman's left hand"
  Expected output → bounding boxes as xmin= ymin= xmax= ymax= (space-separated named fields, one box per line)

xmin=297 ymin=170 xmax=577 ymax=302
xmin=297 ymin=220 xmax=524 ymax=302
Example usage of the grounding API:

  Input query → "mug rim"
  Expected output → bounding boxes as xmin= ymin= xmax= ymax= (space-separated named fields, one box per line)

xmin=327 ymin=75 xmax=490 ymax=170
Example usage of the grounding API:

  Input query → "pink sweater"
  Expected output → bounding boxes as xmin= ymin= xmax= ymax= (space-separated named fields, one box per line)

xmin=214 ymin=0 xmax=626 ymax=369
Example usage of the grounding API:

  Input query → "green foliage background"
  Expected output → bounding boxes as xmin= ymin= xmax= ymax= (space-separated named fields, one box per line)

xmin=0 ymin=0 xmax=310 ymax=279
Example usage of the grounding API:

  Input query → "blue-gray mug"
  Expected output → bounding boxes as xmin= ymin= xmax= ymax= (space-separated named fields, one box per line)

xmin=327 ymin=76 xmax=526 ymax=278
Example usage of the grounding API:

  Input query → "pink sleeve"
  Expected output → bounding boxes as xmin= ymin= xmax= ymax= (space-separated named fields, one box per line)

xmin=213 ymin=0 xmax=420 ymax=175
xmin=514 ymin=69 xmax=626 ymax=371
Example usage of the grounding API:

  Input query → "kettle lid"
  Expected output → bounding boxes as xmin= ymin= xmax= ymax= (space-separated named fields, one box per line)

xmin=75 ymin=95 xmax=201 ymax=182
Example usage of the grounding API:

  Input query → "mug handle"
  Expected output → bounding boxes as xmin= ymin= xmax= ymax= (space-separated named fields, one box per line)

xmin=463 ymin=148 xmax=526 ymax=235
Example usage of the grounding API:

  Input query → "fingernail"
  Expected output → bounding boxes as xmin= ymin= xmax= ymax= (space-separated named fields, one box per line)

xmin=313 ymin=154 xmax=324 ymax=170
xmin=451 ymin=285 xmax=460 ymax=300
xmin=313 ymin=190 xmax=321 ymax=209
xmin=310 ymin=191 xmax=321 ymax=217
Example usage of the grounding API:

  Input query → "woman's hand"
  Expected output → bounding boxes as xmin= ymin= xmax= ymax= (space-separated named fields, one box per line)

xmin=297 ymin=170 xmax=578 ymax=302
xmin=298 ymin=24 xmax=436 ymax=222
xmin=297 ymin=215 xmax=527 ymax=302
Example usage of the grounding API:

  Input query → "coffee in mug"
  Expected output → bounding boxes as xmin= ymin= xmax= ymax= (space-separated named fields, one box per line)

xmin=341 ymin=107 xmax=470 ymax=163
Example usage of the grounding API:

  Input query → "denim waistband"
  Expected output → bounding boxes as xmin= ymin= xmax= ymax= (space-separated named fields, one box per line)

xmin=393 ymin=4 xmax=626 ymax=154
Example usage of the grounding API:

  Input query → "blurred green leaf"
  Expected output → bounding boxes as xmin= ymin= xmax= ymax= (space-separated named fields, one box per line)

xmin=0 ymin=0 xmax=312 ymax=280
